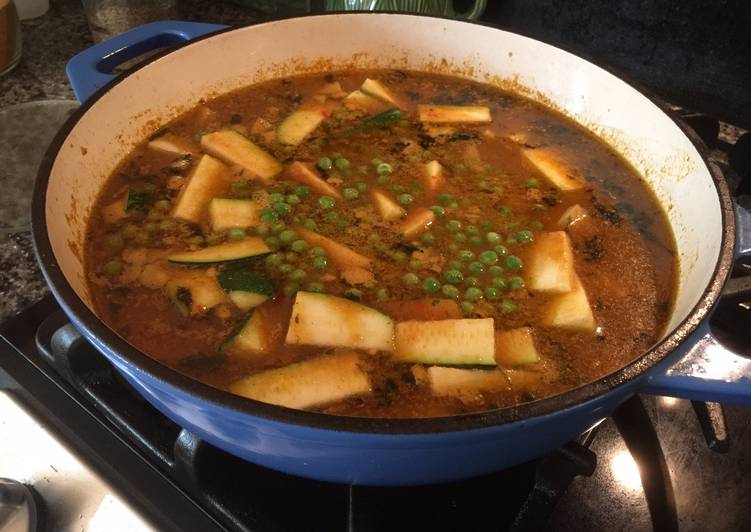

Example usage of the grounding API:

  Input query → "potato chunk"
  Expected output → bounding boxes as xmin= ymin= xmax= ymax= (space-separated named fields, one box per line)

xmin=542 ymin=274 xmax=596 ymax=332
xmin=527 ymin=231 xmax=576 ymax=294
xmin=371 ymin=188 xmax=405 ymax=221
xmin=401 ymin=208 xmax=435 ymax=239
xmin=428 ymin=366 xmax=509 ymax=398
xmin=495 ymin=327 xmax=541 ymax=366
xmin=521 ymin=148 xmax=585 ymax=191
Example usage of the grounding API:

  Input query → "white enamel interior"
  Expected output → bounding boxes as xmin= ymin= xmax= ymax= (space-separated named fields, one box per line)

xmin=46 ymin=14 xmax=722 ymax=338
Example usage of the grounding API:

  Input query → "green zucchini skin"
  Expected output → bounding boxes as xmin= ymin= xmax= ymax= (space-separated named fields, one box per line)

xmin=168 ymin=238 xmax=271 ymax=265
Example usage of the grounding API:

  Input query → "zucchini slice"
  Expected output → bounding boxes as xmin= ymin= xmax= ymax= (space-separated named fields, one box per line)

xmin=527 ymin=231 xmax=576 ymax=294
xmin=394 ymin=318 xmax=496 ymax=366
xmin=495 ymin=327 xmax=540 ymax=366
xmin=542 ymin=274 xmax=596 ymax=332
xmin=229 ymin=351 xmax=371 ymax=409
xmin=276 ymin=106 xmax=327 ymax=146
xmin=360 ymin=78 xmax=399 ymax=106
xmin=285 ymin=162 xmax=343 ymax=199
xmin=219 ymin=268 xmax=274 ymax=311
xmin=294 ymin=226 xmax=372 ymax=269
xmin=285 ymin=292 xmax=394 ymax=351
xmin=168 ymin=237 xmax=271 ymax=265
xmin=147 ymin=133 xmax=196 ymax=155
xmin=371 ymin=188 xmax=405 ymax=221
xmin=172 ymin=154 xmax=228 ymax=223
xmin=401 ymin=207 xmax=435 ymax=239
xmin=422 ymin=160 xmax=445 ymax=194
xmin=380 ymin=299 xmax=461 ymax=321
xmin=521 ymin=148 xmax=585 ymax=191
xmin=428 ymin=366 xmax=509 ymax=398
xmin=209 ymin=198 xmax=260 ymax=232
xmin=201 ymin=129 xmax=283 ymax=181
xmin=344 ymin=90 xmax=387 ymax=113
xmin=223 ymin=309 xmax=270 ymax=357
xmin=417 ymin=105 xmax=492 ymax=124
xmin=165 ymin=272 xmax=227 ymax=315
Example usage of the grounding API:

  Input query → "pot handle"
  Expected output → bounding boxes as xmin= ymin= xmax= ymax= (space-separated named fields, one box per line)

xmin=642 ymin=201 xmax=751 ymax=404
xmin=66 ymin=21 xmax=228 ymax=103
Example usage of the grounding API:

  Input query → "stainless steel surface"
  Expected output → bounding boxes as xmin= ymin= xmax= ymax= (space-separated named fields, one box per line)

xmin=0 ymin=392 xmax=153 ymax=531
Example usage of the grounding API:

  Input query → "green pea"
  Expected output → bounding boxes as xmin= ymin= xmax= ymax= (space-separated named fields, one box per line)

xmin=269 ymin=192 xmax=285 ymax=204
xmin=403 ymin=272 xmax=419 ymax=286
xmin=409 ymin=259 xmax=423 ymax=270
xmin=318 ymin=196 xmax=336 ymax=209
xmin=469 ymin=236 xmax=483 ymax=246
xmin=488 ymin=265 xmax=504 ymax=277
xmin=265 ymin=253 xmax=283 ymax=267
xmin=430 ymin=205 xmax=446 ymax=216
xmin=288 ymin=268 xmax=306 ymax=281
xmin=303 ymin=219 xmax=318 ymax=231
xmin=437 ymin=193 xmax=452 ymax=204
xmin=273 ymin=202 xmax=292 ymax=216
xmin=355 ymin=182 xmax=369 ymax=192
xmin=494 ymin=245 xmax=509 ymax=257
xmin=317 ymin=157 xmax=333 ymax=171
xmin=312 ymin=256 xmax=328 ymax=270
xmin=505 ymin=255 xmax=523 ymax=271
xmin=376 ymin=162 xmax=392 ymax=174
xmin=343 ymin=188 xmax=359 ymax=200
xmin=447 ymin=260 xmax=463 ymax=271
xmin=310 ymin=246 xmax=326 ymax=257
xmin=286 ymin=194 xmax=301 ymax=205
xmin=283 ymin=282 xmax=300 ymax=296
xmin=484 ymin=287 xmax=500 ymax=300
xmin=465 ymin=276 xmax=480 ymax=287
xmin=279 ymin=229 xmax=297 ymax=243
xmin=228 ymin=228 xmax=246 ymax=240
xmin=526 ymin=178 xmax=539 ymax=188
xmin=290 ymin=239 xmax=308 ymax=253
xmin=392 ymin=250 xmax=408 ymax=262
xmin=423 ymin=277 xmax=441 ymax=293
xmin=376 ymin=288 xmax=389 ymax=301
xmin=468 ymin=262 xmax=486 ymax=274
xmin=265 ymin=236 xmax=281 ymax=249
xmin=441 ymin=284 xmax=459 ymax=299
xmin=492 ymin=278 xmax=507 ymax=290
xmin=421 ymin=233 xmax=435 ymax=245
xmin=461 ymin=301 xmax=475 ymax=313
xmin=454 ymin=233 xmax=467 ymax=243
xmin=343 ymin=288 xmax=362 ymax=302
xmin=323 ymin=212 xmax=337 ymax=223
xmin=444 ymin=270 xmax=464 ymax=284
xmin=486 ymin=232 xmax=502 ymax=244
xmin=458 ymin=249 xmax=475 ymax=262
xmin=508 ymin=276 xmax=525 ymax=289
xmin=464 ymin=287 xmax=483 ymax=301
xmin=397 ymin=193 xmax=414 ymax=205
xmin=499 ymin=299 xmax=517 ymax=313
xmin=446 ymin=220 xmax=462 ymax=233
xmin=377 ymin=174 xmax=390 ymax=185
xmin=260 ymin=208 xmax=279 ymax=223
xmin=335 ymin=158 xmax=350 ymax=170
xmin=479 ymin=250 xmax=498 ymax=265
xmin=306 ymin=282 xmax=325 ymax=293
xmin=392 ymin=184 xmax=406 ymax=193
xmin=102 ymin=260 xmax=122 ymax=276
xmin=269 ymin=217 xmax=286 ymax=231
xmin=104 ymin=233 xmax=124 ymax=252
xmin=515 ymin=230 xmax=534 ymax=243
xmin=466 ymin=225 xmax=478 ymax=235
xmin=279 ymin=263 xmax=294 ymax=274
xmin=295 ymin=185 xmax=311 ymax=198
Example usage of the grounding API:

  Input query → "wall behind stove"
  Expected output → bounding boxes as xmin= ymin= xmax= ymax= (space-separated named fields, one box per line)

xmin=481 ymin=0 xmax=751 ymax=128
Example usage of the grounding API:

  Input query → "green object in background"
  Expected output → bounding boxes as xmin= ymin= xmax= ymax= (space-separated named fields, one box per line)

xmin=324 ymin=0 xmax=486 ymax=19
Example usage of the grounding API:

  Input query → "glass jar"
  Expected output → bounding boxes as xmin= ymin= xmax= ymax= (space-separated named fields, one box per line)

xmin=0 ymin=0 xmax=22 ymax=76
xmin=80 ymin=0 xmax=178 ymax=42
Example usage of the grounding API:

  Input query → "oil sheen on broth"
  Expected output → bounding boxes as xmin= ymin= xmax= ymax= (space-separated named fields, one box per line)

xmin=85 ymin=70 xmax=677 ymax=418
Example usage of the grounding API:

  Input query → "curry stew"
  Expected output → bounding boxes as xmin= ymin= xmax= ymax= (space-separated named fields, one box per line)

xmin=85 ymin=71 xmax=676 ymax=418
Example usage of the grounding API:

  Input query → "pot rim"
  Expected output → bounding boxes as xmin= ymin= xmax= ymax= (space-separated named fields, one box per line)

xmin=32 ymin=12 xmax=737 ymax=435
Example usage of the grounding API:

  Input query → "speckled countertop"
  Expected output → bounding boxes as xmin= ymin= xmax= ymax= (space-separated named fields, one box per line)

xmin=0 ymin=0 xmax=307 ymax=320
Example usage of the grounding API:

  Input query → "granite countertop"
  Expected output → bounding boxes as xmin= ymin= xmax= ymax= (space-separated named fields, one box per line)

xmin=0 ymin=0 xmax=300 ymax=320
